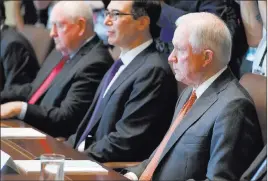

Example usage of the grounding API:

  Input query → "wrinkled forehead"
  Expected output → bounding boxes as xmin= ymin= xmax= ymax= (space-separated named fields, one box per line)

xmin=172 ymin=25 xmax=190 ymax=45
xmin=50 ymin=7 xmax=70 ymax=24
xmin=107 ymin=1 xmax=133 ymax=12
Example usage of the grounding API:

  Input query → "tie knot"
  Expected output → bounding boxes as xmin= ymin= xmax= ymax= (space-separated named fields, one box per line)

xmin=113 ymin=59 xmax=123 ymax=68
xmin=110 ymin=59 xmax=123 ymax=76
xmin=62 ymin=55 xmax=70 ymax=62
xmin=189 ymin=90 xmax=197 ymax=101
xmin=183 ymin=90 xmax=196 ymax=111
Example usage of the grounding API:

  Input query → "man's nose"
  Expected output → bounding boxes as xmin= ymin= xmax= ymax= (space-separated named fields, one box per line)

xmin=104 ymin=14 xmax=112 ymax=26
xmin=168 ymin=53 xmax=177 ymax=64
xmin=50 ymin=24 xmax=58 ymax=38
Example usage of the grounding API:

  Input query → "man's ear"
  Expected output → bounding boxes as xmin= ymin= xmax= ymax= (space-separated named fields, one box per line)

xmin=202 ymin=49 xmax=213 ymax=67
xmin=77 ymin=18 xmax=86 ymax=36
xmin=137 ymin=16 xmax=150 ymax=31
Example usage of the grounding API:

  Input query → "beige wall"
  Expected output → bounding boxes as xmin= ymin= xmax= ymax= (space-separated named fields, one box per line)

xmin=4 ymin=1 xmax=15 ymax=26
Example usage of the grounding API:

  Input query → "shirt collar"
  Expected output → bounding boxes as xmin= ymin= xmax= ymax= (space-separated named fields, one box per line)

xmin=120 ymin=39 xmax=153 ymax=66
xmin=69 ymin=34 xmax=96 ymax=59
xmin=194 ymin=66 xmax=227 ymax=99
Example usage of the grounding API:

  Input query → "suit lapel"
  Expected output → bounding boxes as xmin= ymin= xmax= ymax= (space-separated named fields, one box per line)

xmin=30 ymin=36 xmax=99 ymax=99
xmin=159 ymin=92 xmax=218 ymax=162
xmin=157 ymin=68 xmax=235 ymax=164
xmin=74 ymin=78 xmax=105 ymax=146
xmin=85 ymin=43 xmax=156 ymax=131
xmin=29 ymin=51 xmax=62 ymax=97
xmin=47 ymin=36 xmax=99 ymax=91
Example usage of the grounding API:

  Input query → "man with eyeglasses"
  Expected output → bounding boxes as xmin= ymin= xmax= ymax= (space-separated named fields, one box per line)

xmin=0 ymin=1 xmax=113 ymax=138
xmin=66 ymin=0 xmax=177 ymax=163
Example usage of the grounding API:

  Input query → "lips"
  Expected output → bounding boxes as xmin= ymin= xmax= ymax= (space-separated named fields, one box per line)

xmin=107 ymin=31 xmax=114 ymax=36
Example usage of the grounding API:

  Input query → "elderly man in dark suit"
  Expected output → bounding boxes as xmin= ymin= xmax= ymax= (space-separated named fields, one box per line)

xmin=124 ymin=12 xmax=262 ymax=181
xmin=0 ymin=1 xmax=39 ymax=91
xmin=66 ymin=0 xmax=177 ymax=163
xmin=0 ymin=1 xmax=113 ymax=138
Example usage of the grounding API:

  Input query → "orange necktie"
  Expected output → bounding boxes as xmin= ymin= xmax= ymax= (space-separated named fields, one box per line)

xmin=28 ymin=56 xmax=69 ymax=104
xmin=139 ymin=91 xmax=197 ymax=181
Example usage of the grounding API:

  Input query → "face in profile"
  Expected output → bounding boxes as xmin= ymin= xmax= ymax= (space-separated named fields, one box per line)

xmin=168 ymin=27 xmax=205 ymax=86
xmin=49 ymin=7 xmax=82 ymax=55
xmin=104 ymin=1 xmax=141 ymax=48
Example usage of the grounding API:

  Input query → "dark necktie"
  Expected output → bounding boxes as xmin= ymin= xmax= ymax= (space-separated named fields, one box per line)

xmin=76 ymin=59 xmax=123 ymax=147
xmin=139 ymin=91 xmax=197 ymax=181
xmin=28 ymin=56 xmax=69 ymax=104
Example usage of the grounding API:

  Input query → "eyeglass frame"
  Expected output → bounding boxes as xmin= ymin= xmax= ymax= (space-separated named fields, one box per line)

xmin=104 ymin=10 xmax=133 ymax=21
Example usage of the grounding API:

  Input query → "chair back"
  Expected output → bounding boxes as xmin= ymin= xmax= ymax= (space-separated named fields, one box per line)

xmin=239 ymin=73 xmax=267 ymax=143
xmin=19 ymin=25 xmax=53 ymax=65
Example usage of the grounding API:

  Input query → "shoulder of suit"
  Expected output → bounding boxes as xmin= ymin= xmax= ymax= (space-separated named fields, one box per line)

xmin=2 ymin=26 xmax=27 ymax=44
xmin=217 ymin=79 xmax=254 ymax=105
xmin=1 ymin=26 xmax=33 ymax=52
xmin=142 ymin=50 xmax=172 ymax=72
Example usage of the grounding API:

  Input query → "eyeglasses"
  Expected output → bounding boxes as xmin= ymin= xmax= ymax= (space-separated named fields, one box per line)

xmin=104 ymin=10 xmax=133 ymax=21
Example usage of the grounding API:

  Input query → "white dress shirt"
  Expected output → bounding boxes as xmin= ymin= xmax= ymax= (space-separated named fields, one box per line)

xmin=103 ymin=39 xmax=153 ymax=98
xmin=195 ymin=66 xmax=227 ymax=99
xmin=78 ymin=39 xmax=153 ymax=152
xmin=18 ymin=35 xmax=96 ymax=119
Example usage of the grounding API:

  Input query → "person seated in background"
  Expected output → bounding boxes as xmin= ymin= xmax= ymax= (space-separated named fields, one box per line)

xmin=86 ymin=1 xmax=108 ymax=45
xmin=124 ymin=12 xmax=262 ymax=181
xmin=13 ymin=0 xmax=50 ymax=30
xmin=157 ymin=0 xmax=247 ymax=78
xmin=0 ymin=1 xmax=113 ymax=138
xmin=66 ymin=0 xmax=177 ymax=163
xmin=238 ymin=0 xmax=267 ymax=76
xmin=156 ymin=0 xmax=227 ymax=55
xmin=0 ymin=1 xmax=39 ymax=91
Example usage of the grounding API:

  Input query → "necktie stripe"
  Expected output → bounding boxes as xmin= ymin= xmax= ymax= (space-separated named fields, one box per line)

xmin=28 ymin=56 xmax=69 ymax=104
xmin=76 ymin=59 xmax=123 ymax=147
xmin=139 ymin=91 xmax=197 ymax=180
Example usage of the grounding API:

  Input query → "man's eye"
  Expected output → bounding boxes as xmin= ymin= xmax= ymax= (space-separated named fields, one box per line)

xmin=112 ymin=12 xmax=120 ymax=16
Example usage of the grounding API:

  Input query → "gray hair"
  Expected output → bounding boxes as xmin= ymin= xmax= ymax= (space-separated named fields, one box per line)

xmin=52 ymin=1 xmax=94 ymax=29
xmin=175 ymin=12 xmax=232 ymax=66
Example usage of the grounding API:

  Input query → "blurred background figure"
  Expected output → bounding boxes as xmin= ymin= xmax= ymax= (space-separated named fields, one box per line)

xmin=86 ymin=1 xmax=109 ymax=45
xmin=13 ymin=0 xmax=52 ymax=30
xmin=0 ymin=1 xmax=39 ymax=91
xmin=238 ymin=0 xmax=267 ymax=77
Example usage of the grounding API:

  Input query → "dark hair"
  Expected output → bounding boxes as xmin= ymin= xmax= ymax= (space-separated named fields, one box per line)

xmin=131 ymin=0 xmax=161 ymax=38
xmin=0 ymin=1 xmax=6 ymax=24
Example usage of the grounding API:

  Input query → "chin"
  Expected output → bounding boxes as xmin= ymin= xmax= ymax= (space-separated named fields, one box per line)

xmin=108 ymin=37 xmax=116 ymax=46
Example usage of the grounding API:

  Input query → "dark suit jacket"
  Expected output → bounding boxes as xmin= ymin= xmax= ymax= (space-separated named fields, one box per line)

xmin=241 ymin=145 xmax=267 ymax=181
xmin=67 ymin=43 xmax=177 ymax=162
xmin=159 ymin=0 xmax=226 ymax=42
xmin=0 ymin=25 xmax=39 ymax=91
xmin=1 ymin=36 xmax=113 ymax=138
xmin=128 ymin=68 xmax=263 ymax=180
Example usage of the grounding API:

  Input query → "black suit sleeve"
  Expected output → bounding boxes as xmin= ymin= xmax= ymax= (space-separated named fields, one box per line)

xmin=1 ymin=42 xmax=39 ymax=89
xmin=84 ymin=67 xmax=174 ymax=162
xmin=23 ymin=62 xmax=105 ymax=138
xmin=0 ymin=83 xmax=32 ymax=103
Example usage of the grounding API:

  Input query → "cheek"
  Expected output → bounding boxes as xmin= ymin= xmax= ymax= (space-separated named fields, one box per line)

xmin=177 ymin=55 xmax=188 ymax=68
